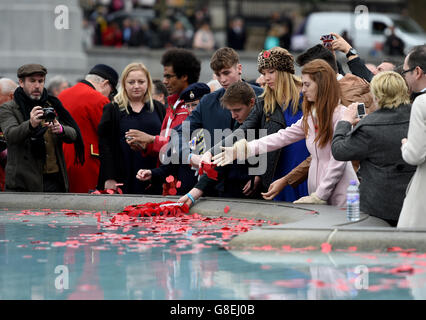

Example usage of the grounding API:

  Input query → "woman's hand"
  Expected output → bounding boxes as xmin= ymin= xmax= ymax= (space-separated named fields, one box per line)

xmin=242 ymin=176 xmax=261 ymax=197
xmin=136 ymin=169 xmax=152 ymax=181
xmin=342 ymin=103 xmax=361 ymax=126
xmin=261 ymin=177 xmax=289 ymax=200
xmin=125 ymin=129 xmax=155 ymax=145
xmin=293 ymin=192 xmax=327 ymax=204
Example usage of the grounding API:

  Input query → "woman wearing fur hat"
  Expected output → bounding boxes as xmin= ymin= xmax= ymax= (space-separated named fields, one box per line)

xmin=213 ymin=59 xmax=358 ymax=206
xmin=208 ymin=47 xmax=310 ymax=202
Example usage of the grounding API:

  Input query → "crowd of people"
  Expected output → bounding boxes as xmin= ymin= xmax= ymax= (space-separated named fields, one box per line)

xmin=0 ymin=30 xmax=425 ymax=228
xmin=80 ymin=1 xmax=247 ymax=51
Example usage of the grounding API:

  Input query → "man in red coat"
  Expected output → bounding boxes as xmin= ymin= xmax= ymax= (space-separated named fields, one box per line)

xmin=125 ymin=49 xmax=201 ymax=159
xmin=59 ymin=64 xmax=119 ymax=193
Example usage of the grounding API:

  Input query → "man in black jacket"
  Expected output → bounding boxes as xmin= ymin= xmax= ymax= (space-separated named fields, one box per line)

xmin=331 ymin=32 xmax=398 ymax=82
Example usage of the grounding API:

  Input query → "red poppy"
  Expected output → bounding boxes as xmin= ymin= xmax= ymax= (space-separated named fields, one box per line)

xmin=162 ymin=176 xmax=182 ymax=196
xmin=199 ymin=161 xmax=218 ymax=180
xmin=114 ymin=201 xmax=189 ymax=218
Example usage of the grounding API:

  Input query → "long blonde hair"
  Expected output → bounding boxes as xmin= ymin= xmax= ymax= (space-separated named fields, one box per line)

xmin=261 ymin=70 xmax=302 ymax=115
xmin=113 ymin=62 xmax=154 ymax=113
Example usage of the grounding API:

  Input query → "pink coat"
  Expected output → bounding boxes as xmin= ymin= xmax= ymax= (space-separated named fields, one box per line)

xmin=248 ymin=105 xmax=358 ymax=206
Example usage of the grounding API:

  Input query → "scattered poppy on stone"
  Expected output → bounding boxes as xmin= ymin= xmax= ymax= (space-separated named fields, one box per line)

xmin=321 ymin=242 xmax=332 ymax=253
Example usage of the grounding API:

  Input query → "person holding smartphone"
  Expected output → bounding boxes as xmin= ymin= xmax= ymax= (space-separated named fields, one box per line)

xmin=331 ymin=71 xmax=415 ymax=226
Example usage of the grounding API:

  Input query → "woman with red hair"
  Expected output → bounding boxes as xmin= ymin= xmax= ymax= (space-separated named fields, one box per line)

xmin=213 ymin=59 xmax=358 ymax=206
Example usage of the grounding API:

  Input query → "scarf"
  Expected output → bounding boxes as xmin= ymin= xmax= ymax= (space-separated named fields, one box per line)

xmin=14 ymin=87 xmax=85 ymax=165
xmin=410 ymin=90 xmax=426 ymax=102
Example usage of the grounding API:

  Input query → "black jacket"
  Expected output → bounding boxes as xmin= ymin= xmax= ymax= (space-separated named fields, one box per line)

xmin=347 ymin=57 xmax=374 ymax=83
xmin=97 ymin=100 xmax=166 ymax=190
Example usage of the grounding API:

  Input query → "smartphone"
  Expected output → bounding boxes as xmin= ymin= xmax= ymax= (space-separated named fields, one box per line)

xmin=320 ymin=34 xmax=334 ymax=49
xmin=357 ymin=103 xmax=366 ymax=119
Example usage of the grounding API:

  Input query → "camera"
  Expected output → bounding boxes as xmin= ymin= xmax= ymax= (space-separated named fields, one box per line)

xmin=39 ymin=107 xmax=56 ymax=122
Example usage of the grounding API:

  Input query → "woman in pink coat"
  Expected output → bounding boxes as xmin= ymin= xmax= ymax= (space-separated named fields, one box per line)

xmin=213 ymin=59 xmax=358 ymax=206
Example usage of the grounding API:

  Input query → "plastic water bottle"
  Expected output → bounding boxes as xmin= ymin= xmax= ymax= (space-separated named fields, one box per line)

xmin=346 ymin=180 xmax=360 ymax=221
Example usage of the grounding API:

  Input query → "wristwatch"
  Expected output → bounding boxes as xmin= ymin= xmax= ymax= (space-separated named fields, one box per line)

xmin=346 ymin=47 xmax=358 ymax=58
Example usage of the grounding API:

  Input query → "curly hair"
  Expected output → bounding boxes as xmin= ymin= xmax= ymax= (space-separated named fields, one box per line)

xmin=161 ymin=48 xmax=201 ymax=84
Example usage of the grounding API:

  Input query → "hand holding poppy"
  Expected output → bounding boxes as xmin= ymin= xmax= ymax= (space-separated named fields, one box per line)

xmin=178 ymin=188 xmax=203 ymax=207
xmin=136 ymin=169 xmax=152 ymax=181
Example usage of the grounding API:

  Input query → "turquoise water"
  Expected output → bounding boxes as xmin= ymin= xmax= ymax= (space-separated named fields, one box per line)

xmin=1 ymin=208 xmax=425 ymax=300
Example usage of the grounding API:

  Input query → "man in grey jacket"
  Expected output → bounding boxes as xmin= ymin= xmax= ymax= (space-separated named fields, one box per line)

xmin=0 ymin=64 xmax=84 ymax=192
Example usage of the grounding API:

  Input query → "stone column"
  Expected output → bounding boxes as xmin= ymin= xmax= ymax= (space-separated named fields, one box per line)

xmin=0 ymin=0 xmax=87 ymax=83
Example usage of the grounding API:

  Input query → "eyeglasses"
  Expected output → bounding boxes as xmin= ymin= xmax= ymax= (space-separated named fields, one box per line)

xmin=163 ymin=74 xmax=177 ymax=80
xmin=401 ymin=66 xmax=416 ymax=76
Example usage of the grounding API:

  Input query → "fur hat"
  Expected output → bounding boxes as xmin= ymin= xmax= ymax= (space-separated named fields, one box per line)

xmin=257 ymin=47 xmax=295 ymax=74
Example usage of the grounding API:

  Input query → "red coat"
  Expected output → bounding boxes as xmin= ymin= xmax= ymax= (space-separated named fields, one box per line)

xmin=147 ymin=93 xmax=189 ymax=154
xmin=58 ymin=81 xmax=109 ymax=193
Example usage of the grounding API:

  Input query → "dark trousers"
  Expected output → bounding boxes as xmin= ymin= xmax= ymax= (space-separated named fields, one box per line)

xmin=43 ymin=172 xmax=65 ymax=192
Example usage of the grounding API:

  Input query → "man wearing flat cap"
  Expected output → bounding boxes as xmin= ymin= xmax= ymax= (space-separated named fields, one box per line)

xmin=58 ymin=64 xmax=118 ymax=193
xmin=0 ymin=64 xmax=84 ymax=192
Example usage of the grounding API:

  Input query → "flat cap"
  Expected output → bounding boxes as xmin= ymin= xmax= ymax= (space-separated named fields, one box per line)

xmin=17 ymin=64 xmax=47 ymax=78
xmin=179 ymin=82 xmax=211 ymax=102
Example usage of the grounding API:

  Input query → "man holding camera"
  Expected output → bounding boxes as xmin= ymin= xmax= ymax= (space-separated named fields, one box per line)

xmin=0 ymin=64 xmax=84 ymax=192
